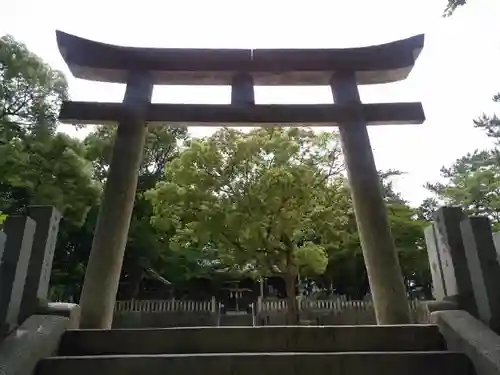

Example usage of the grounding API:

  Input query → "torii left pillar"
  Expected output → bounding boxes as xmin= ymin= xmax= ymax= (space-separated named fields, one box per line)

xmin=79 ymin=72 xmax=153 ymax=329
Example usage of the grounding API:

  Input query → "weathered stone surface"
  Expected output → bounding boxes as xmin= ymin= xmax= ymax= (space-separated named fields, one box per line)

xmin=111 ymin=311 xmax=216 ymax=329
xmin=37 ymin=303 xmax=81 ymax=329
xmin=0 ymin=315 xmax=69 ymax=375
xmin=19 ymin=206 xmax=61 ymax=323
xmin=58 ymin=101 xmax=425 ymax=127
xmin=0 ymin=216 xmax=36 ymax=331
xmin=492 ymin=231 xmax=500 ymax=259
xmin=424 ymin=224 xmax=447 ymax=300
xmin=433 ymin=207 xmax=477 ymax=315
xmin=218 ymin=314 xmax=254 ymax=326
xmin=460 ymin=217 xmax=500 ymax=332
xmin=78 ymin=72 xmax=153 ymax=329
xmin=427 ymin=299 xmax=459 ymax=313
xmin=36 ymin=351 xmax=472 ymax=375
xmin=0 ymin=231 xmax=6 ymax=256
xmin=56 ymin=31 xmax=424 ymax=86
xmin=330 ymin=72 xmax=410 ymax=324
xmin=0 ymin=230 xmax=5 ymax=335
xmin=432 ymin=309 xmax=500 ymax=375
xmin=58 ymin=325 xmax=444 ymax=356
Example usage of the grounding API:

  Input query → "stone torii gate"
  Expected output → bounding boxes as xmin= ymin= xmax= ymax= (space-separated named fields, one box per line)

xmin=56 ymin=31 xmax=425 ymax=329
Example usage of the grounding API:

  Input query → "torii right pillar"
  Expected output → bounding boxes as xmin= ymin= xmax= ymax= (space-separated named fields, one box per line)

xmin=331 ymin=74 xmax=411 ymax=324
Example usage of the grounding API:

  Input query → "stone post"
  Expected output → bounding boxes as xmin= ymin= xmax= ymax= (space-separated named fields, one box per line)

xmin=460 ymin=216 xmax=500 ymax=332
xmin=0 ymin=230 xmax=5 ymax=334
xmin=433 ymin=207 xmax=477 ymax=316
xmin=78 ymin=72 xmax=153 ymax=329
xmin=0 ymin=230 xmax=6 ymax=308
xmin=0 ymin=231 xmax=5 ymax=256
xmin=0 ymin=216 xmax=36 ymax=333
xmin=424 ymin=224 xmax=447 ymax=300
xmin=330 ymin=73 xmax=410 ymax=324
xmin=492 ymin=231 xmax=500 ymax=258
xmin=211 ymin=296 xmax=217 ymax=313
xmin=18 ymin=206 xmax=62 ymax=323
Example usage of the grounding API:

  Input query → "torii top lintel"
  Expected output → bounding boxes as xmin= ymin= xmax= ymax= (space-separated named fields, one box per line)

xmin=56 ymin=31 xmax=424 ymax=86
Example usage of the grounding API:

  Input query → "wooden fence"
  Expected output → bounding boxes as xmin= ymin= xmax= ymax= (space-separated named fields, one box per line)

xmin=257 ymin=297 xmax=430 ymax=324
xmin=115 ymin=297 xmax=428 ymax=318
xmin=259 ymin=297 xmax=425 ymax=311
xmin=259 ymin=296 xmax=354 ymax=312
xmin=113 ymin=297 xmax=431 ymax=326
xmin=115 ymin=298 xmax=217 ymax=313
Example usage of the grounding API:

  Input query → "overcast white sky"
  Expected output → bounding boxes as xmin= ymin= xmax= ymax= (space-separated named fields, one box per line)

xmin=1 ymin=0 xmax=500 ymax=206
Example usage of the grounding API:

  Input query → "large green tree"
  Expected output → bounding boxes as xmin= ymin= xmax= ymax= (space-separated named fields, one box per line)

xmin=81 ymin=125 xmax=189 ymax=299
xmin=0 ymin=35 xmax=67 ymax=137
xmin=0 ymin=133 xmax=101 ymax=224
xmin=147 ymin=127 xmax=349 ymax=322
xmin=0 ymin=35 xmax=100 ymax=224
xmin=426 ymin=93 xmax=500 ymax=230
xmin=0 ymin=35 xmax=102 ymax=300
xmin=321 ymin=170 xmax=431 ymax=299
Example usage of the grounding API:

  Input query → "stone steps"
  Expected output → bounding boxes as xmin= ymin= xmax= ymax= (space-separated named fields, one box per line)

xmin=57 ymin=325 xmax=445 ymax=355
xmin=218 ymin=314 xmax=254 ymax=326
xmin=34 ymin=325 xmax=475 ymax=375
xmin=36 ymin=351 xmax=473 ymax=375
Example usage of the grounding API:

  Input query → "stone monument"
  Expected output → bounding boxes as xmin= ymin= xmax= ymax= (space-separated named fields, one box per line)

xmin=0 ymin=216 xmax=36 ymax=333
xmin=460 ymin=216 xmax=500 ymax=332
xmin=0 ymin=206 xmax=63 ymax=334
xmin=424 ymin=207 xmax=477 ymax=315
xmin=19 ymin=206 xmax=62 ymax=322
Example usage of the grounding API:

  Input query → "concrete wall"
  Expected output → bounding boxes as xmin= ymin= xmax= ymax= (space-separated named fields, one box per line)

xmin=112 ymin=306 xmax=430 ymax=328
xmin=0 ymin=315 xmax=69 ymax=375
xmin=257 ymin=307 xmax=429 ymax=326
xmin=112 ymin=311 xmax=217 ymax=328
xmin=219 ymin=314 xmax=254 ymax=326
xmin=112 ymin=300 xmax=430 ymax=328
xmin=432 ymin=310 xmax=500 ymax=375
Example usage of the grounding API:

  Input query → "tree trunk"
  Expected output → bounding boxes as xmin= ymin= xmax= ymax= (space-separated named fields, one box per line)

xmin=284 ymin=273 xmax=299 ymax=325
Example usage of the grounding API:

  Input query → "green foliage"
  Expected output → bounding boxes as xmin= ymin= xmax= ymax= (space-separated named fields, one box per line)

xmin=0 ymin=33 xmax=435 ymax=303
xmin=148 ymin=127 xmax=347 ymax=286
xmin=444 ymin=0 xmax=467 ymax=16
xmin=416 ymin=198 xmax=439 ymax=221
xmin=427 ymin=150 xmax=500 ymax=222
xmin=0 ymin=132 xmax=101 ymax=224
xmin=426 ymin=93 xmax=500 ymax=230
xmin=474 ymin=93 xmax=500 ymax=145
xmin=84 ymin=125 xmax=186 ymax=183
xmin=50 ymin=207 xmax=98 ymax=301
xmin=146 ymin=127 xmax=431 ymax=300
xmin=388 ymin=199 xmax=430 ymax=294
xmin=0 ymin=35 xmax=100 ymax=224
xmin=0 ymin=35 xmax=102 ymax=300
xmin=0 ymin=35 xmax=68 ymax=137
xmin=294 ymin=242 xmax=329 ymax=276
xmin=322 ymin=171 xmax=431 ymax=298
xmin=81 ymin=125 xmax=189 ymax=298
xmin=381 ymin=172 xmax=431 ymax=296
